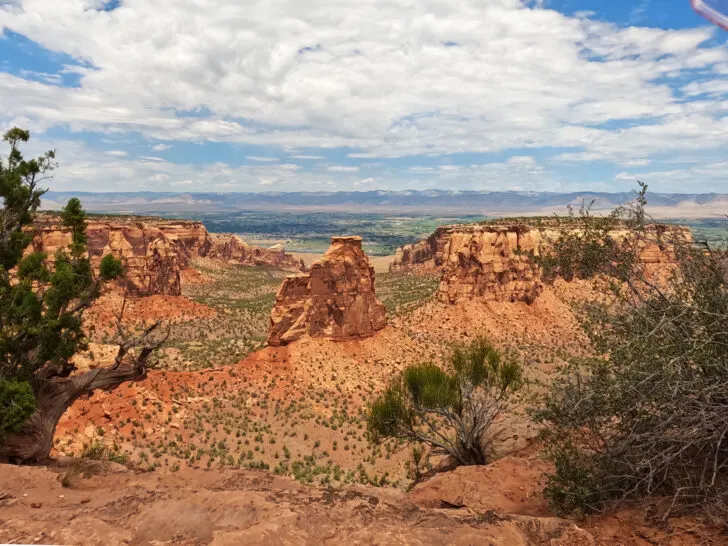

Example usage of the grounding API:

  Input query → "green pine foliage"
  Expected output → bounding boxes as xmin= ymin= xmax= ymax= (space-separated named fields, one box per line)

xmin=0 ymin=127 xmax=123 ymax=439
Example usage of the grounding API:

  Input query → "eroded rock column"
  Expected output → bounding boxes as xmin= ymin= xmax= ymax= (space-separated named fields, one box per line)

xmin=268 ymin=236 xmax=387 ymax=346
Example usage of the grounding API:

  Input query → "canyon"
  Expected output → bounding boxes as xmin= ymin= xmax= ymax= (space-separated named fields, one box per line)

xmin=3 ymin=213 xmax=715 ymax=546
xmin=27 ymin=216 xmax=304 ymax=296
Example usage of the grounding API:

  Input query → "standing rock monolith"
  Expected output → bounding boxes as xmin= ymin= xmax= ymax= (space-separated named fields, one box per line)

xmin=268 ymin=236 xmax=387 ymax=346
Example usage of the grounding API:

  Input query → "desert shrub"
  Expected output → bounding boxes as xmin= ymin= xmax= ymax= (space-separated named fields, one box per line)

xmin=79 ymin=440 xmax=130 ymax=466
xmin=80 ymin=441 xmax=109 ymax=461
xmin=368 ymin=338 xmax=522 ymax=466
xmin=535 ymin=183 xmax=728 ymax=524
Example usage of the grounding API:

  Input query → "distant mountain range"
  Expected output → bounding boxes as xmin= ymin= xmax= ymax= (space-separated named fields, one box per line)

xmin=41 ymin=190 xmax=728 ymax=218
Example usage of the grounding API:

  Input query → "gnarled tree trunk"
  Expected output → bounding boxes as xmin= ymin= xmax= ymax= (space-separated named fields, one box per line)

xmin=1 ymin=322 xmax=162 ymax=463
xmin=1 ymin=363 xmax=149 ymax=462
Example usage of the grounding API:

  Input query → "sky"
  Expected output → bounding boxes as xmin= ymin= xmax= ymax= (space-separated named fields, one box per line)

xmin=1 ymin=0 xmax=727 ymax=194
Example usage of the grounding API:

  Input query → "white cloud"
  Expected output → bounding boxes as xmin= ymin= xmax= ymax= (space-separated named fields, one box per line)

xmin=682 ymin=80 xmax=728 ymax=97
xmin=246 ymin=156 xmax=279 ymax=162
xmin=615 ymin=161 xmax=728 ymax=193
xmin=507 ymin=156 xmax=537 ymax=166
xmin=105 ymin=150 xmax=128 ymax=157
xmin=1 ymin=0 xmax=727 ymax=191
xmin=327 ymin=165 xmax=359 ymax=172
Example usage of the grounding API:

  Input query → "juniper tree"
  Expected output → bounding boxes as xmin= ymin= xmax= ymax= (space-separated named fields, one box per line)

xmin=368 ymin=338 xmax=522 ymax=466
xmin=0 ymin=127 xmax=165 ymax=462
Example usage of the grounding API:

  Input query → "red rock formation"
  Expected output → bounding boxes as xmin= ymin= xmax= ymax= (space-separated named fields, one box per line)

xmin=204 ymin=233 xmax=305 ymax=270
xmin=29 ymin=221 xmax=183 ymax=296
xmin=148 ymin=221 xmax=211 ymax=266
xmin=435 ymin=225 xmax=544 ymax=304
xmin=390 ymin=225 xmax=450 ymax=273
xmin=392 ymin=221 xmax=690 ymax=305
xmin=268 ymin=236 xmax=387 ymax=346
xmin=28 ymin=217 xmax=303 ymax=297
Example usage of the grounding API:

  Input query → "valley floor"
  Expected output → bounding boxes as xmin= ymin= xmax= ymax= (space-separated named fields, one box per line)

xmin=58 ymin=264 xmax=589 ymax=487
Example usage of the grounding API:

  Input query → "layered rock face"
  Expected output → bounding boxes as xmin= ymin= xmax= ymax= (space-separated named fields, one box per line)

xmin=29 ymin=221 xmax=184 ymax=296
xmin=204 ymin=233 xmax=305 ymax=270
xmin=391 ymin=225 xmax=459 ymax=273
xmin=268 ymin=236 xmax=387 ymax=346
xmin=29 ymin=218 xmax=303 ymax=297
xmin=435 ymin=225 xmax=544 ymax=304
xmin=392 ymin=222 xmax=689 ymax=305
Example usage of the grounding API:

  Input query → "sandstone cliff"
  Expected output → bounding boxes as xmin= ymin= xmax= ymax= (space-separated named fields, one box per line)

xmin=390 ymin=226 xmax=449 ymax=274
xmin=392 ymin=221 xmax=689 ymax=305
xmin=268 ymin=236 xmax=387 ymax=346
xmin=29 ymin=217 xmax=303 ymax=297
xmin=29 ymin=220 xmax=184 ymax=296
xmin=437 ymin=225 xmax=543 ymax=304
xmin=204 ymin=232 xmax=305 ymax=270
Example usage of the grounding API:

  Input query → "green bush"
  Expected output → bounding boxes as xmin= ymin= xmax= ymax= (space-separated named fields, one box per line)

xmin=535 ymin=184 xmax=728 ymax=524
xmin=368 ymin=338 xmax=522 ymax=466
xmin=0 ymin=380 xmax=36 ymax=435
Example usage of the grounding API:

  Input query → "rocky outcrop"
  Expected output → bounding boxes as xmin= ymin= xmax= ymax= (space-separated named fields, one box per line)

xmin=392 ymin=224 xmax=547 ymax=304
xmin=390 ymin=225 xmax=452 ymax=273
xmin=435 ymin=225 xmax=544 ymax=304
xmin=28 ymin=217 xmax=303 ymax=297
xmin=0 ymin=462 xmax=609 ymax=545
xmin=392 ymin=221 xmax=690 ymax=305
xmin=204 ymin=233 xmax=305 ymax=270
xmin=409 ymin=456 xmax=551 ymax=516
xmin=392 ymin=222 xmax=690 ymax=273
xmin=29 ymin=220 xmax=184 ymax=296
xmin=268 ymin=236 xmax=387 ymax=346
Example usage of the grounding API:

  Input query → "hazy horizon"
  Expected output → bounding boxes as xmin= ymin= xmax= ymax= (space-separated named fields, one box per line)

xmin=39 ymin=188 xmax=728 ymax=218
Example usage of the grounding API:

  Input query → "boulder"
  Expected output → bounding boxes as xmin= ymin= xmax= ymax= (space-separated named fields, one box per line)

xmin=268 ymin=236 xmax=387 ymax=346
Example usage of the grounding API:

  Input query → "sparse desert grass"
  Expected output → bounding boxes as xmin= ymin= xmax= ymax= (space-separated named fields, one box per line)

xmin=375 ymin=272 xmax=439 ymax=317
xmin=148 ymin=260 xmax=289 ymax=371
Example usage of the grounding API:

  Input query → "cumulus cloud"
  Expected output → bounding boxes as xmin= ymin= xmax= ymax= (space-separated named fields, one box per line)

xmin=1 ymin=0 xmax=727 ymax=191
